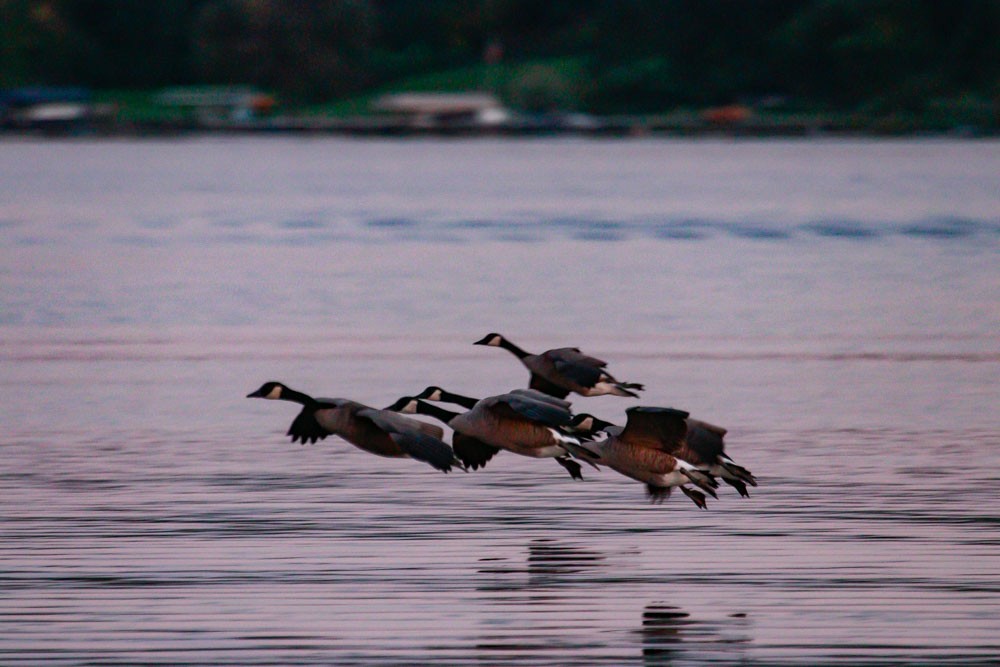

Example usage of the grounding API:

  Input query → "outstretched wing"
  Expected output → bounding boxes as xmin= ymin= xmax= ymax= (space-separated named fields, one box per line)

xmin=509 ymin=388 xmax=573 ymax=409
xmin=286 ymin=407 xmax=331 ymax=444
xmin=362 ymin=409 xmax=445 ymax=440
xmin=385 ymin=430 xmax=458 ymax=472
xmin=620 ymin=406 xmax=689 ymax=452
xmin=545 ymin=349 xmax=607 ymax=388
xmin=452 ymin=432 xmax=500 ymax=471
xmin=486 ymin=392 xmax=573 ymax=427
xmin=548 ymin=347 xmax=608 ymax=368
xmin=528 ymin=372 xmax=571 ymax=399
xmin=358 ymin=408 xmax=455 ymax=472
xmin=684 ymin=418 xmax=726 ymax=460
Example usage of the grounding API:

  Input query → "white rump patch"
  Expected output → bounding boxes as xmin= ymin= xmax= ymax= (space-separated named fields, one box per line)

xmin=589 ymin=381 xmax=625 ymax=396
xmin=548 ymin=428 xmax=581 ymax=446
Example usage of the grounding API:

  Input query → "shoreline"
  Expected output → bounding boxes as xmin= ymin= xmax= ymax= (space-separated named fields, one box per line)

xmin=2 ymin=113 xmax=995 ymax=139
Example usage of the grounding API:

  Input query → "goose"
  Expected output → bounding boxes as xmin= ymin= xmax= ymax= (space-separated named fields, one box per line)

xmin=571 ymin=411 xmax=757 ymax=497
xmin=387 ymin=388 xmax=599 ymax=479
xmin=418 ymin=386 xmax=608 ymax=447
xmin=247 ymin=381 xmax=460 ymax=473
xmin=404 ymin=386 xmax=580 ymax=471
xmin=473 ymin=333 xmax=644 ymax=399
xmin=385 ymin=397 xmax=500 ymax=472
xmin=568 ymin=406 xmax=720 ymax=508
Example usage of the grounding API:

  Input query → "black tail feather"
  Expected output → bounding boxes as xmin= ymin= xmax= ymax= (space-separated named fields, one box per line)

xmin=645 ymin=484 xmax=672 ymax=504
xmin=724 ymin=478 xmax=750 ymax=497
xmin=721 ymin=461 xmax=757 ymax=487
xmin=555 ymin=456 xmax=584 ymax=480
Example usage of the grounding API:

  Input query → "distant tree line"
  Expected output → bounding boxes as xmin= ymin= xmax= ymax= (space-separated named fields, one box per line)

xmin=2 ymin=0 xmax=999 ymax=115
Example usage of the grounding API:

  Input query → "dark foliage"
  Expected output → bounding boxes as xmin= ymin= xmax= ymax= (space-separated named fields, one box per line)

xmin=2 ymin=0 xmax=998 ymax=114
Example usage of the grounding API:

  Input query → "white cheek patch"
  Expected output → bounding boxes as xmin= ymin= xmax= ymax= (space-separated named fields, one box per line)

xmin=266 ymin=385 xmax=283 ymax=399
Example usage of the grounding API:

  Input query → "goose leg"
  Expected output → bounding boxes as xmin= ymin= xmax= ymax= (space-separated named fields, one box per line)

xmin=679 ymin=485 xmax=708 ymax=509
xmin=680 ymin=468 xmax=718 ymax=499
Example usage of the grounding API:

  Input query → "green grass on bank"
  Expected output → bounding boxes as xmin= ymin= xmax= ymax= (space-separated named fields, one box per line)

xmin=295 ymin=58 xmax=591 ymax=117
xmin=89 ymin=56 xmax=997 ymax=134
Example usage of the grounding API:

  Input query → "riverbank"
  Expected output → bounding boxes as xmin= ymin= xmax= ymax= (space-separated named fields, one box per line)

xmin=3 ymin=106 xmax=995 ymax=139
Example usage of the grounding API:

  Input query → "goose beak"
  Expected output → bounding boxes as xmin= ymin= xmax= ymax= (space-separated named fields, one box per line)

xmin=247 ymin=389 xmax=265 ymax=398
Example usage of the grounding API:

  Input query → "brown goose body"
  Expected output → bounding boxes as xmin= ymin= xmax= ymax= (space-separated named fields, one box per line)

xmin=574 ymin=411 xmax=756 ymax=497
xmin=576 ymin=406 xmax=719 ymax=507
xmin=389 ymin=388 xmax=595 ymax=479
xmin=316 ymin=399 xmax=443 ymax=458
xmin=456 ymin=391 xmax=577 ymax=458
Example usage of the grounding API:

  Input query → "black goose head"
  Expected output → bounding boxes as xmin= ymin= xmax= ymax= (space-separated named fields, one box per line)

xmin=247 ymin=381 xmax=287 ymax=399
xmin=473 ymin=333 xmax=505 ymax=347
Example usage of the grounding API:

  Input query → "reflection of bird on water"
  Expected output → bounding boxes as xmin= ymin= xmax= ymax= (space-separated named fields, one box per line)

xmin=526 ymin=538 xmax=606 ymax=578
xmin=641 ymin=604 xmax=691 ymax=661
xmin=639 ymin=603 xmax=751 ymax=666
xmin=476 ymin=538 xmax=611 ymax=591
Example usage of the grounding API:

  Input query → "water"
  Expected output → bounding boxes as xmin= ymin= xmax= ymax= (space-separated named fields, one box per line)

xmin=1 ymin=137 xmax=999 ymax=665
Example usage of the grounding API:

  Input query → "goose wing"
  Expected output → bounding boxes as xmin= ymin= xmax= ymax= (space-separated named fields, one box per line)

xmin=356 ymin=408 xmax=456 ymax=472
xmin=684 ymin=418 xmax=727 ymax=460
xmin=453 ymin=432 xmax=500 ymax=471
xmin=619 ymin=407 xmax=690 ymax=452
xmin=483 ymin=391 xmax=573 ymax=427
xmin=544 ymin=348 xmax=607 ymax=388
xmin=363 ymin=408 xmax=445 ymax=440
xmin=548 ymin=347 xmax=608 ymax=368
xmin=286 ymin=397 xmax=342 ymax=444
xmin=286 ymin=408 xmax=330 ymax=444
xmin=528 ymin=372 xmax=571 ymax=399
xmin=508 ymin=388 xmax=573 ymax=409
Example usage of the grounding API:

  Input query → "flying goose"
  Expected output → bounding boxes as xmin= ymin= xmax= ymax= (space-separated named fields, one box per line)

xmin=385 ymin=397 xmax=500 ymax=472
xmin=569 ymin=406 xmax=720 ymax=508
xmin=388 ymin=388 xmax=599 ymax=479
xmin=473 ymin=333 xmax=644 ymax=399
xmin=571 ymin=411 xmax=757 ymax=497
xmin=247 ymin=381 xmax=460 ymax=472
xmin=405 ymin=386 xmax=584 ymax=471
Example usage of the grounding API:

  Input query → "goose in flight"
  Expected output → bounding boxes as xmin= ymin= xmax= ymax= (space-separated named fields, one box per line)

xmin=570 ymin=406 xmax=720 ymax=508
xmin=388 ymin=387 xmax=598 ymax=479
xmin=572 ymin=410 xmax=756 ymax=497
xmin=473 ymin=333 xmax=644 ymax=399
xmin=247 ymin=381 xmax=460 ymax=472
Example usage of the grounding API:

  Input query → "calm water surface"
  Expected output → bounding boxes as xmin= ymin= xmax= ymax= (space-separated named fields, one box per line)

xmin=1 ymin=137 xmax=999 ymax=665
